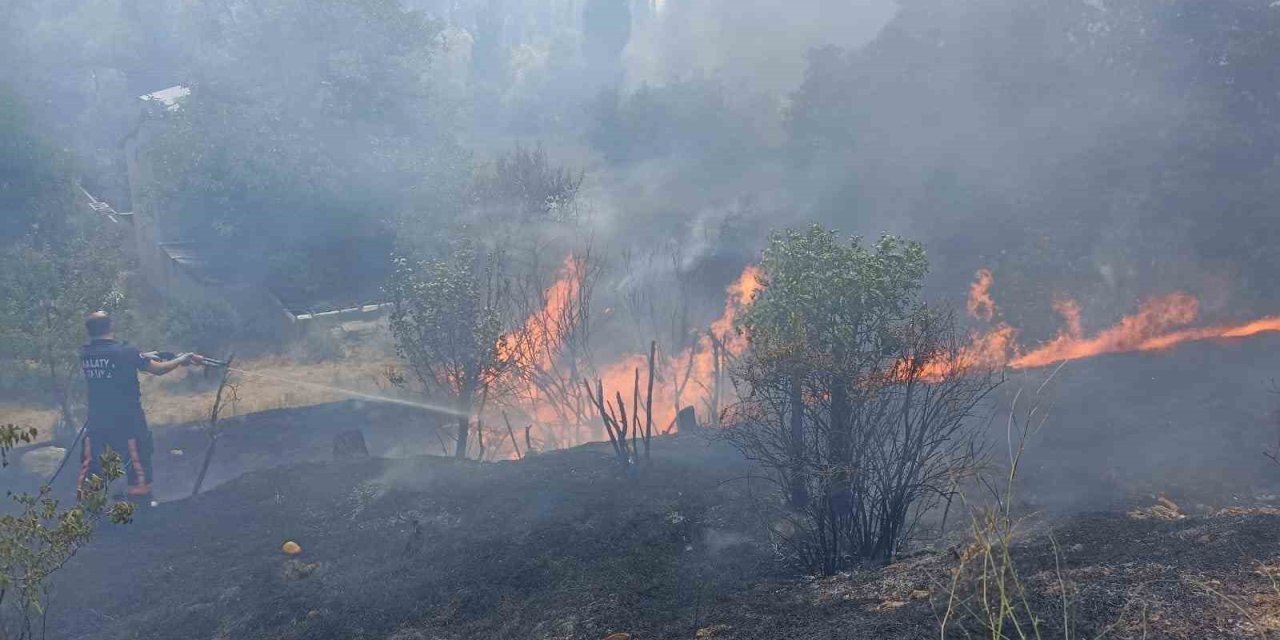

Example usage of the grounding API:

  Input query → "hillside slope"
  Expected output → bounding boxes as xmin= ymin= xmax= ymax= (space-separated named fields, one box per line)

xmin=47 ymin=437 xmax=1280 ymax=639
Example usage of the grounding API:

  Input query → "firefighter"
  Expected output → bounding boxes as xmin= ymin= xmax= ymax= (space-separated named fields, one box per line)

xmin=77 ymin=311 xmax=204 ymax=504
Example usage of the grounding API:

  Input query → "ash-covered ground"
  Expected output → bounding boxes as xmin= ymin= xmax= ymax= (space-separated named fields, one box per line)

xmin=25 ymin=382 xmax=1280 ymax=640
xmin=7 ymin=339 xmax=1279 ymax=640
xmin=39 ymin=433 xmax=1280 ymax=640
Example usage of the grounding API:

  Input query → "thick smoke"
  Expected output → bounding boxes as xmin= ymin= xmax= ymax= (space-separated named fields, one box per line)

xmin=623 ymin=0 xmax=897 ymax=93
xmin=6 ymin=0 xmax=1280 ymax=507
xmin=587 ymin=0 xmax=1280 ymax=508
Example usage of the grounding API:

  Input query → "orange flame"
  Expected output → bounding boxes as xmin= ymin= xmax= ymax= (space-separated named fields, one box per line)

xmin=501 ymin=255 xmax=582 ymax=368
xmin=594 ymin=265 xmax=764 ymax=433
xmin=705 ymin=265 xmax=764 ymax=369
xmin=1009 ymin=292 xmax=1199 ymax=369
xmin=967 ymin=268 xmax=996 ymax=322
xmin=504 ymin=263 xmax=1280 ymax=449
xmin=953 ymin=270 xmax=1280 ymax=373
xmin=496 ymin=255 xmax=587 ymax=442
xmin=501 ymin=260 xmax=763 ymax=448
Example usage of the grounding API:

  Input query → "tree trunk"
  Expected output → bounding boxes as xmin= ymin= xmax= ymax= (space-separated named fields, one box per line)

xmin=454 ymin=381 xmax=474 ymax=459
xmin=788 ymin=376 xmax=809 ymax=508
xmin=454 ymin=414 xmax=470 ymax=459
xmin=826 ymin=375 xmax=855 ymax=530
xmin=47 ymin=334 xmax=74 ymax=444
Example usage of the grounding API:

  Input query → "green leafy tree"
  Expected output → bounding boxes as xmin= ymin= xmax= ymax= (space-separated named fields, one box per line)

xmin=386 ymin=239 xmax=516 ymax=459
xmin=728 ymin=225 xmax=997 ymax=574
xmin=0 ymin=88 xmax=130 ymax=438
xmin=0 ymin=425 xmax=133 ymax=640
xmin=0 ymin=231 xmax=129 ymax=440
xmin=160 ymin=296 xmax=240 ymax=359
xmin=0 ymin=425 xmax=37 ymax=469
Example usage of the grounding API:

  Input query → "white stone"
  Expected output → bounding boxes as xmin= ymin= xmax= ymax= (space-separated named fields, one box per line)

xmin=20 ymin=447 xmax=67 ymax=478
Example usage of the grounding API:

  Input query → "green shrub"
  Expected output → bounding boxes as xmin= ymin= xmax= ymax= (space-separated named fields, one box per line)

xmin=0 ymin=425 xmax=133 ymax=640
xmin=162 ymin=297 xmax=240 ymax=356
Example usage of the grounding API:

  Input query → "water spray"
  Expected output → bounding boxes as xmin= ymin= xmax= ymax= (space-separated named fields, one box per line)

xmin=145 ymin=353 xmax=462 ymax=415
xmin=219 ymin=366 xmax=471 ymax=417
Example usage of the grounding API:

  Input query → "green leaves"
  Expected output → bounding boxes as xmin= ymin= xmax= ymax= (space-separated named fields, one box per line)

xmin=386 ymin=238 xmax=511 ymax=400
xmin=0 ymin=424 xmax=37 ymax=468
xmin=0 ymin=448 xmax=131 ymax=634
xmin=0 ymin=223 xmax=130 ymax=423
xmin=727 ymin=227 xmax=996 ymax=573
xmin=740 ymin=224 xmax=927 ymax=363
xmin=386 ymin=237 xmax=517 ymax=458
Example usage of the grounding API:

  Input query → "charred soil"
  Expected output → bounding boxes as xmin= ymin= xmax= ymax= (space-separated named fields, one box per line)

xmin=42 ymin=429 xmax=1280 ymax=640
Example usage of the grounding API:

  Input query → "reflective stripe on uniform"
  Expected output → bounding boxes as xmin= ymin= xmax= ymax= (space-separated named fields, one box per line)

xmin=126 ymin=437 xmax=151 ymax=496
xmin=76 ymin=435 xmax=93 ymax=491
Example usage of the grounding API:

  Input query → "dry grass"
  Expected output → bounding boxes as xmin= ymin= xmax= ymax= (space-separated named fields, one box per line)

xmin=141 ymin=351 xmax=402 ymax=426
xmin=940 ymin=372 xmax=1071 ymax=640
xmin=0 ymin=347 xmax=404 ymax=442
xmin=0 ymin=406 xmax=60 ymax=442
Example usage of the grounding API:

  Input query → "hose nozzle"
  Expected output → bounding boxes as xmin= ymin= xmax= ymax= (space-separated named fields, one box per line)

xmin=142 ymin=352 xmax=228 ymax=367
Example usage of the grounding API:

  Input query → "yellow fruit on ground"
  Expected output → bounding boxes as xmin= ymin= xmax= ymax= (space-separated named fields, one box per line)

xmin=282 ymin=541 xmax=303 ymax=555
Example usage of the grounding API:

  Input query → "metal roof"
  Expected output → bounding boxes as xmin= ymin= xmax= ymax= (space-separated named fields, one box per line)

xmin=139 ymin=85 xmax=190 ymax=111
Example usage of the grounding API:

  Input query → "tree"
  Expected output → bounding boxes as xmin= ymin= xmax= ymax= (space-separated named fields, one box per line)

xmin=0 ymin=88 xmax=130 ymax=439
xmin=727 ymin=225 xmax=998 ymax=574
xmin=0 ymin=425 xmax=133 ymax=640
xmin=471 ymin=145 xmax=584 ymax=225
xmin=504 ymin=247 xmax=601 ymax=446
xmin=386 ymin=239 xmax=515 ymax=459
xmin=392 ymin=144 xmax=590 ymax=453
xmin=0 ymin=232 xmax=129 ymax=440
xmin=616 ymin=241 xmax=714 ymax=425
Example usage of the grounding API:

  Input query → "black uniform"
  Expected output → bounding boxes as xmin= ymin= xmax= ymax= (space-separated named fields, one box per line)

xmin=78 ymin=338 xmax=153 ymax=499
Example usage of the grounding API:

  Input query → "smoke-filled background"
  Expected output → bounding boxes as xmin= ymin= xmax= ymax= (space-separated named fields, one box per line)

xmin=5 ymin=0 xmax=1280 ymax=507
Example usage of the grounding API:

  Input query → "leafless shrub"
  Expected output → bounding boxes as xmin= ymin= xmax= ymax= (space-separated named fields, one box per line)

xmin=583 ymin=341 xmax=657 ymax=469
xmin=472 ymin=145 xmax=584 ymax=223
xmin=618 ymin=243 xmax=705 ymax=417
xmin=502 ymin=246 xmax=602 ymax=445
xmin=193 ymin=355 xmax=238 ymax=496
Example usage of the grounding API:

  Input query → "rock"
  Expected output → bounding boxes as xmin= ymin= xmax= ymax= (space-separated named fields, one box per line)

xmin=676 ymin=406 xmax=699 ymax=433
xmin=281 ymin=559 xmax=320 ymax=581
xmin=332 ymin=429 xmax=370 ymax=460
xmin=20 ymin=446 xmax=65 ymax=478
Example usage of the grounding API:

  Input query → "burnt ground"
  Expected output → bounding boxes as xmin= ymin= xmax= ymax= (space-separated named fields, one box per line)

xmin=33 ymin=416 xmax=1280 ymax=640
xmin=2 ymin=400 xmax=447 ymax=501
